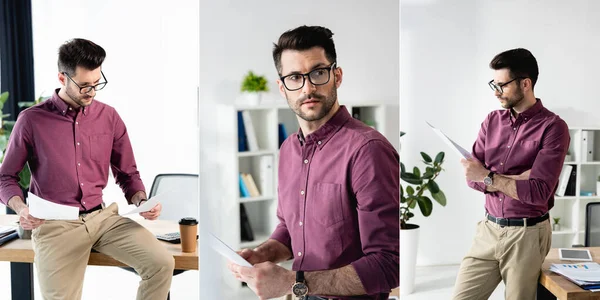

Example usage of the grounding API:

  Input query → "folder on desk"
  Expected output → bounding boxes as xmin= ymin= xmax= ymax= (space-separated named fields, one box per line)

xmin=0 ymin=230 xmax=18 ymax=246
xmin=550 ymin=262 xmax=600 ymax=288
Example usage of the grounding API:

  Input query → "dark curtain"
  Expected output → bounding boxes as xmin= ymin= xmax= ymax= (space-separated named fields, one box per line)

xmin=0 ymin=0 xmax=34 ymax=121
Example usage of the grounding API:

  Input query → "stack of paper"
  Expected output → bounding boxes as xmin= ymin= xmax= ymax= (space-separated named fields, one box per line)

xmin=550 ymin=262 xmax=600 ymax=290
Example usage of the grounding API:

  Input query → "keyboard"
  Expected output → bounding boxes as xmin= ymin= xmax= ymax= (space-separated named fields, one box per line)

xmin=156 ymin=232 xmax=181 ymax=244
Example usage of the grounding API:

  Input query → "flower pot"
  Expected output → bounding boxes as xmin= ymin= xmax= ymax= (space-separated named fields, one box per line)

xmin=400 ymin=223 xmax=420 ymax=295
xmin=242 ymin=92 xmax=261 ymax=106
xmin=552 ymin=223 xmax=560 ymax=231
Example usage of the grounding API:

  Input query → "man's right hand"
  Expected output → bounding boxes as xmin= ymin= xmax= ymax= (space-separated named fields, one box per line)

xmin=226 ymin=248 xmax=269 ymax=281
xmin=17 ymin=207 xmax=45 ymax=230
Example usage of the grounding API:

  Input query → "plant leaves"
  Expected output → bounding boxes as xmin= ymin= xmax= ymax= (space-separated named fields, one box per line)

xmin=421 ymin=152 xmax=432 ymax=163
xmin=435 ymin=152 xmax=445 ymax=164
xmin=401 ymin=172 xmax=422 ymax=185
xmin=408 ymin=196 xmax=417 ymax=209
xmin=400 ymin=131 xmax=406 ymax=137
xmin=428 ymin=180 xmax=440 ymax=194
xmin=413 ymin=167 xmax=420 ymax=178
xmin=407 ymin=212 xmax=414 ymax=218
xmin=400 ymin=162 xmax=406 ymax=175
xmin=400 ymin=184 xmax=404 ymax=199
xmin=406 ymin=186 xmax=414 ymax=196
xmin=417 ymin=196 xmax=433 ymax=217
xmin=423 ymin=171 xmax=434 ymax=179
xmin=432 ymin=190 xmax=447 ymax=206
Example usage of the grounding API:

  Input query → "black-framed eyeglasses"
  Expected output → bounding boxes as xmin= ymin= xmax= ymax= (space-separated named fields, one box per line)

xmin=62 ymin=71 xmax=108 ymax=94
xmin=488 ymin=77 xmax=524 ymax=94
xmin=280 ymin=62 xmax=337 ymax=91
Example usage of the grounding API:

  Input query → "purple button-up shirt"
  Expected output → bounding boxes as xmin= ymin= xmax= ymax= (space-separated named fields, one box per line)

xmin=271 ymin=106 xmax=399 ymax=299
xmin=468 ymin=99 xmax=570 ymax=218
xmin=0 ymin=89 xmax=145 ymax=211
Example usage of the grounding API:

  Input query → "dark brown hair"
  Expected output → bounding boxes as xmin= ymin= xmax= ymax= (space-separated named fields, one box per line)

xmin=490 ymin=48 xmax=539 ymax=89
xmin=58 ymin=38 xmax=106 ymax=76
xmin=272 ymin=25 xmax=337 ymax=75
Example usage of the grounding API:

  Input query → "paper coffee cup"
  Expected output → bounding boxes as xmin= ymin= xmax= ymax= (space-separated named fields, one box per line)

xmin=179 ymin=217 xmax=198 ymax=253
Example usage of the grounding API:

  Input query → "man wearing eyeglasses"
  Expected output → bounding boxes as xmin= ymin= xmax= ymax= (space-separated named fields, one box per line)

xmin=228 ymin=26 xmax=399 ymax=300
xmin=453 ymin=48 xmax=570 ymax=300
xmin=0 ymin=38 xmax=173 ymax=300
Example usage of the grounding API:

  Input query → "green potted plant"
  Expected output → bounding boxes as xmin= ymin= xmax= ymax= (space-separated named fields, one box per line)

xmin=240 ymin=71 xmax=268 ymax=105
xmin=552 ymin=217 xmax=561 ymax=231
xmin=399 ymin=131 xmax=446 ymax=295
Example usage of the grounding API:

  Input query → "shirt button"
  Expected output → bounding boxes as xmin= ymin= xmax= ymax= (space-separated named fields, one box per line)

xmin=77 ymin=162 xmax=81 ymax=166
xmin=76 ymin=121 xmax=79 ymax=125
xmin=77 ymin=142 xmax=80 ymax=146
xmin=299 ymin=221 xmax=303 ymax=226
xmin=513 ymin=128 xmax=516 ymax=131
xmin=499 ymin=198 xmax=503 ymax=202
xmin=300 ymin=190 xmax=305 ymax=195
xmin=500 ymin=162 xmax=504 ymax=165
xmin=507 ymin=145 xmax=511 ymax=148
xmin=80 ymin=183 xmax=84 ymax=186
xmin=304 ymin=159 xmax=308 ymax=164
xmin=83 ymin=201 xmax=86 ymax=204
xmin=317 ymin=141 xmax=322 ymax=145
xmin=297 ymin=252 xmax=302 ymax=257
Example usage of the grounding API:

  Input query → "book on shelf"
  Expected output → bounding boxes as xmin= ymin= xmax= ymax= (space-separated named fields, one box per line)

xmin=565 ymin=165 xmax=577 ymax=196
xmin=239 ymin=173 xmax=250 ymax=198
xmin=240 ymin=203 xmax=255 ymax=242
xmin=242 ymin=173 xmax=261 ymax=197
xmin=278 ymin=123 xmax=288 ymax=148
xmin=241 ymin=111 xmax=259 ymax=152
xmin=259 ymin=156 xmax=273 ymax=197
xmin=556 ymin=165 xmax=573 ymax=197
xmin=237 ymin=111 xmax=248 ymax=152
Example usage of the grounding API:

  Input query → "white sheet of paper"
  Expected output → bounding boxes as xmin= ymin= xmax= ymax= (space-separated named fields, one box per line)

xmin=208 ymin=232 xmax=253 ymax=268
xmin=121 ymin=192 xmax=166 ymax=215
xmin=28 ymin=193 xmax=79 ymax=220
xmin=426 ymin=121 xmax=473 ymax=159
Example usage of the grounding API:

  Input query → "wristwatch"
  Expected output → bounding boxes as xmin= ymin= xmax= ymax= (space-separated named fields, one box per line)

xmin=292 ymin=271 xmax=308 ymax=299
xmin=483 ymin=171 xmax=495 ymax=186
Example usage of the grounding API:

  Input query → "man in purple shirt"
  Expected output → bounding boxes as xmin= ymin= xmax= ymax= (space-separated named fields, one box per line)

xmin=0 ymin=38 xmax=174 ymax=300
xmin=228 ymin=26 xmax=399 ymax=300
xmin=453 ymin=48 xmax=570 ymax=300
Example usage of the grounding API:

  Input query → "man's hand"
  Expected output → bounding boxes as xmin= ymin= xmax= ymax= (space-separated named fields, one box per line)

xmin=230 ymin=261 xmax=294 ymax=300
xmin=139 ymin=202 xmax=161 ymax=220
xmin=226 ymin=248 xmax=269 ymax=280
xmin=18 ymin=207 xmax=45 ymax=230
xmin=460 ymin=158 xmax=489 ymax=182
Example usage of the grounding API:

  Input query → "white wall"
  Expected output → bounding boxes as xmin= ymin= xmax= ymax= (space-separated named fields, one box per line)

xmin=22 ymin=1 xmax=199 ymax=298
xmin=401 ymin=0 xmax=600 ymax=266
xmin=199 ymin=0 xmax=399 ymax=297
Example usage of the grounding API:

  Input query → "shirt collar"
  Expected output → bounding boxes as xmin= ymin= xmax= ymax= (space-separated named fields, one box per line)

xmin=50 ymin=88 xmax=92 ymax=116
xmin=507 ymin=98 xmax=544 ymax=124
xmin=296 ymin=105 xmax=351 ymax=149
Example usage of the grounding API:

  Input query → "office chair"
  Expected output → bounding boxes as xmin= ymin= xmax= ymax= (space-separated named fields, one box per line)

xmin=585 ymin=202 xmax=600 ymax=247
xmin=121 ymin=173 xmax=199 ymax=300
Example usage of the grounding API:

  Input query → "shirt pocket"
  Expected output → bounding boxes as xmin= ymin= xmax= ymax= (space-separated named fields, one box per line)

xmin=311 ymin=182 xmax=344 ymax=227
xmin=89 ymin=134 xmax=112 ymax=163
xmin=512 ymin=140 xmax=540 ymax=167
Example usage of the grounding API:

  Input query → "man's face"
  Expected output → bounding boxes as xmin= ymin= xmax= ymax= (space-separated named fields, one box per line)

xmin=492 ymin=68 xmax=524 ymax=110
xmin=61 ymin=66 xmax=103 ymax=108
xmin=276 ymin=47 xmax=342 ymax=122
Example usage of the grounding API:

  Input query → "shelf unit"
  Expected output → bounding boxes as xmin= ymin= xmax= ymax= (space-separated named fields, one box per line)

xmin=214 ymin=102 xmax=398 ymax=289
xmin=551 ymin=127 xmax=600 ymax=248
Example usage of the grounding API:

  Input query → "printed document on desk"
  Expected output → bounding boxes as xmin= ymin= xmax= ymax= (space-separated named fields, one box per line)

xmin=426 ymin=121 xmax=473 ymax=159
xmin=550 ymin=262 xmax=600 ymax=287
xmin=28 ymin=193 xmax=79 ymax=220
xmin=208 ymin=232 xmax=253 ymax=268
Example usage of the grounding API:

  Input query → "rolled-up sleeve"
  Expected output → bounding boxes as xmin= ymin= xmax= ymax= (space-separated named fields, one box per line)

xmin=516 ymin=119 xmax=569 ymax=204
xmin=467 ymin=113 xmax=490 ymax=193
xmin=0 ymin=114 xmax=32 ymax=205
xmin=110 ymin=110 xmax=145 ymax=203
xmin=349 ymin=140 xmax=400 ymax=294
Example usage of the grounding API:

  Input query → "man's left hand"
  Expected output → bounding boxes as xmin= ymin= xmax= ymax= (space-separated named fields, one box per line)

xmin=231 ymin=261 xmax=293 ymax=300
xmin=139 ymin=202 xmax=161 ymax=220
xmin=460 ymin=158 xmax=489 ymax=182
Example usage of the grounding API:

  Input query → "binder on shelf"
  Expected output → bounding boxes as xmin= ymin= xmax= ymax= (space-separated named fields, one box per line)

xmin=240 ymin=203 xmax=255 ymax=242
xmin=259 ymin=156 xmax=273 ymax=197
xmin=241 ymin=111 xmax=259 ymax=151
xmin=556 ymin=165 xmax=573 ymax=197
xmin=242 ymin=173 xmax=261 ymax=197
xmin=239 ymin=173 xmax=250 ymax=198
xmin=565 ymin=165 xmax=577 ymax=196
xmin=237 ymin=111 xmax=248 ymax=152
xmin=582 ymin=130 xmax=595 ymax=162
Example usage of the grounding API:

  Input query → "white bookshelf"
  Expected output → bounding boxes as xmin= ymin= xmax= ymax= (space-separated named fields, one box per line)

xmin=551 ymin=127 xmax=600 ymax=248
xmin=214 ymin=102 xmax=398 ymax=290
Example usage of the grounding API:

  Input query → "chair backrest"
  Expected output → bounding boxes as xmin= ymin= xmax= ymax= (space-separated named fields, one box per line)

xmin=585 ymin=202 xmax=600 ymax=247
xmin=149 ymin=173 xmax=198 ymax=222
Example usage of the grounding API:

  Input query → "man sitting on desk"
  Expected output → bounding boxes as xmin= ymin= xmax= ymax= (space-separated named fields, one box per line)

xmin=0 ymin=38 xmax=174 ymax=300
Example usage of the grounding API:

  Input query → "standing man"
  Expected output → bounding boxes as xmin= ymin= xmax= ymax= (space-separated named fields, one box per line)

xmin=0 ymin=38 xmax=174 ymax=300
xmin=454 ymin=48 xmax=570 ymax=300
xmin=228 ymin=25 xmax=399 ymax=300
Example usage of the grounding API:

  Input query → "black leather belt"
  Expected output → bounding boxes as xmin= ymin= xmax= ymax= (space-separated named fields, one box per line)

xmin=486 ymin=212 xmax=549 ymax=227
xmin=79 ymin=204 xmax=103 ymax=215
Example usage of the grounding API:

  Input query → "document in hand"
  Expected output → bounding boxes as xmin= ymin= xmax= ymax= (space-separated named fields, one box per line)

xmin=121 ymin=191 xmax=170 ymax=216
xmin=426 ymin=121 xmax=473 ymax=159
xmin=208 ymin=232 xmax=253 ymax=268
xmin=28 ymin=193 xmax=79 ymax=220
xmin=550 ymin=262 xmax=600 ymax=288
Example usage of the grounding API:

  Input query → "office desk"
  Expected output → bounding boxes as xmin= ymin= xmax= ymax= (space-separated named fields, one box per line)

xmin=0 ymin=214 xmax=198 ymax=300
xmin=538 ymin=247 xmax=600 ymax=300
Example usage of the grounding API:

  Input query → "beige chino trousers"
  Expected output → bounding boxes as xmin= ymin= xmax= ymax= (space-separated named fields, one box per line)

xmin=31 ymin=203 xmax=174 ymax=300
xmin=452 ymin=218 xmax=551 ymax=300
